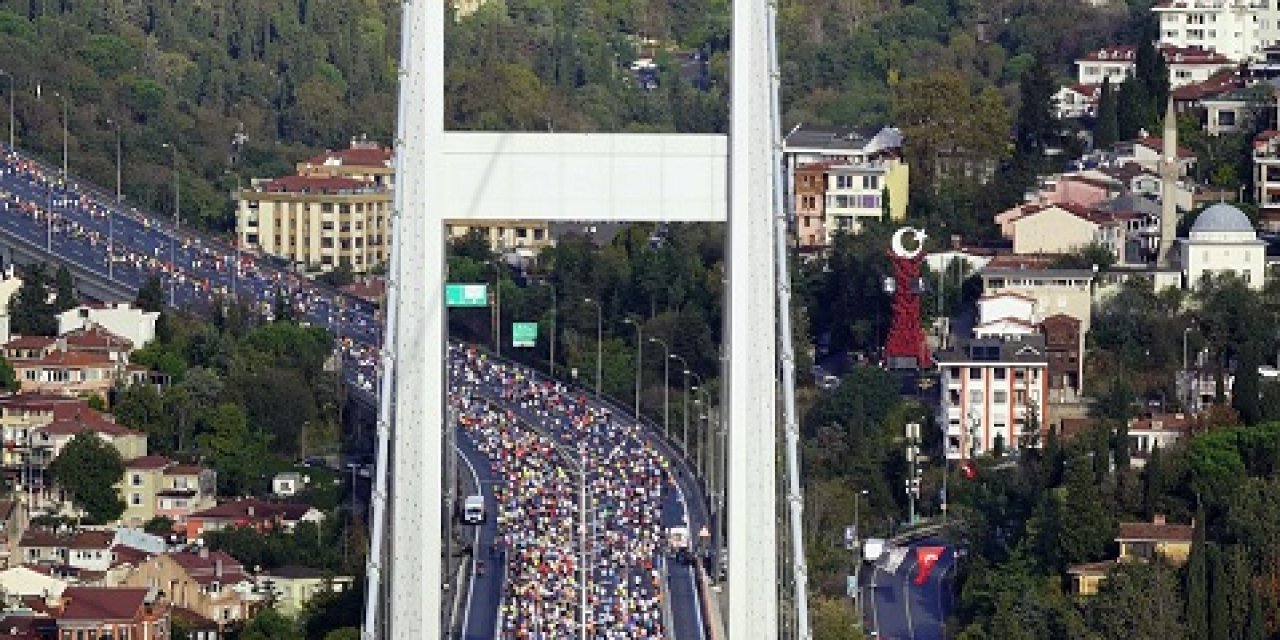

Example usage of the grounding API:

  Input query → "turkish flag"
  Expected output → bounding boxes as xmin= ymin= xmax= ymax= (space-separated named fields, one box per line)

xmin=914 ymin=546 xmax=945 ymax=585
xmin=961 ymin=462 xmax=976 ymax=480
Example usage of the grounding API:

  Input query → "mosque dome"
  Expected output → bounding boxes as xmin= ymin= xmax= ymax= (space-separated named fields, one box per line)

xmin=1190 ymin=203 xmax=1254 ymax=234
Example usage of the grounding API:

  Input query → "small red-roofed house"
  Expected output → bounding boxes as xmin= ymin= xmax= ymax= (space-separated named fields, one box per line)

xmin=1008 ymin=203 xmax=1103 ymax=256
xmin=54 ymin=586 xmax=168 ymax=639
xmin=184 ymin=499 xmax=323 ymax=540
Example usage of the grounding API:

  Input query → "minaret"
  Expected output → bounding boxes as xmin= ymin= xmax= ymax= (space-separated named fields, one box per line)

xmin=1158 ymin=96 xmax=1179 ymax=269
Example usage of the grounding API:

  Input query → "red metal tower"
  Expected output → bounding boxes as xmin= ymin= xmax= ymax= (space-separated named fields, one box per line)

xmin=884 ymin=228 xmax=930 ymax=369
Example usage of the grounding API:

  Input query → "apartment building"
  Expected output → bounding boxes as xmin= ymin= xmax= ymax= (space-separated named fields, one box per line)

xmin=1154 ymin=0 xmax=1280 ymax=62
xmin=55 ymin=586 xmax=169 ymax=640
xmin=1075 ymin=44 xmax=1234 ymax=88
xmin=1251 ymin=129 xmax=1280 ymax=229
xmin=123 ymin=550 xmax=258 ymax=627
xmin=936 ymin=335 xmax=1050 ymax=460
xmin=120 ymin=456 xmax=217 ymax=530
xmin=783 ymin=125 xmax=910 ymax=249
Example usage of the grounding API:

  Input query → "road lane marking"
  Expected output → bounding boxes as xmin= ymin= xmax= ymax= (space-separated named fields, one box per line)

xmin=457 ymin=439 xmax=483 ymax=638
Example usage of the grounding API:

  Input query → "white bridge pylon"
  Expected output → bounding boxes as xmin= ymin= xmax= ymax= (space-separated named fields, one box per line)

xmin=365 ymin=0 xmax=779 ymax=637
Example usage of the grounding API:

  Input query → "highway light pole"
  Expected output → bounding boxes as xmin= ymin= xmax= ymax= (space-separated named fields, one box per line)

xmin=649 ymin=337 xmax=670 ymax=440
xmin=670 ymin=353 xmax=691 ymax=456
xmin=583 ymin=297 xmax=602 ymax=396
xmin=161 ymin=143 xmax=180 ymax=306
xmin=106 ymin=119 xmax=122 ymax=203
xmin=105 ymin=119 xmax=122 ymax=281
xmin=624 ymin=317 xmax=643 ymax=419
xmin=0 ymin=70 xmax=12 ymax=149
xmin=50 ymin=89 xmax=67 ymax=178
xmin=539 ymin=281 xmax=557 ymax=378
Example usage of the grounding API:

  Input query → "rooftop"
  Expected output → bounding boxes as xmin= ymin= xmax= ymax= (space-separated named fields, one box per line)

xmin=59 ymin=586 xmax=154 ymax=621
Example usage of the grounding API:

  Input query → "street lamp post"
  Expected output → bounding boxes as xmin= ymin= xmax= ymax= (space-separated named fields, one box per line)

xmin=688 ymin=372 xmax=706 ymax=473
xmin=105 ymin=119 xmax=122 ymax=281
xmin=583 ymin=298 xmax=603 ymax=396
xmin=541 ymin=281 xmax=557 ymax=378
xmin=51 ymin=89 xmax=67 ymax=178
xmin=161 ymin=142 xmax=181 ymax=306
xmin=0 ymin=70 xmax=12 ymax=149
xmin=853 ymin=488 xmax=869 ymax=622
xmin=106 ymin=119 xmax=122 ymax=202
xmin=670 ymin=354 xmax=692 ymax=456
xmin=624 ymin=317 xmax=643 ymax=419
xmin=649 ymin=337 xmax=670 ymax=439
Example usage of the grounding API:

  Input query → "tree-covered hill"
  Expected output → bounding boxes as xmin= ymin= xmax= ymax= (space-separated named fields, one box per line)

xmin=0 ymin=0 xmax=1146 ymax=234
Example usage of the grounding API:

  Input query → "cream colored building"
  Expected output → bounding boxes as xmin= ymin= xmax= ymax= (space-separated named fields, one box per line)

xmin=235 ymin=175 xmax=391 ymax=274
xmin=256 ymin=566 xmax=354 ymax=619
xmin=123 ymin=550 xmax=259 ymax=627
xmin=980 ymin=265 xmax=1095 ymax=335
xmin=120 ymin=456 xmax=217 ymax=530
xmin=1010 ymin=204 xmax=1102 ymax=256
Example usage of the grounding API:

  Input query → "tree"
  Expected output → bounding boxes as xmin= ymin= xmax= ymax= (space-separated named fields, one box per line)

xmin=240 ymin=607 xmax=300 ymax=640
xmin=1208 ymin=544 xmax=1230 ymax=640
xmin=1185 ymin=502 xmax=1209 ymax=640
xmin=135 ymin=275 xmax=165 ymax=313
xmin=1116 ymin=75 xmax=1151 ymax=142
xmin=891 ymin=69 xmax=1010 ymax=189
xmin=1095 ymin=77 xmax=1118 ymax=149
xmin=1232 ymin=344 xmax=1261 ymax=425
xmin=143 ymin=516 xmax=175 ymax=537
xmin=196 ymin=403 xmax=271 ymax=497
xmin=52 ymin=264 xmax=76 ymax=313
xmin=47 ymin=432 xmax=126 ymax=524
xmin=1086 ymin=561 xmax=1187 ymax=639
xmin=0 ymin=356 xmax=17 ymax=392
xmin=10 ymin=263 xmax=55 ymax=336
xmin=1013 ymin=55 xmax=1057 ymax=173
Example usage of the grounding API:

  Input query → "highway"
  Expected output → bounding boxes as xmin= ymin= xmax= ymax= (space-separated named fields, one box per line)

xmin=863 ymin=540 xmax=955 ymax=640
xmin=0 ymin=144 xmax=713 ymax=639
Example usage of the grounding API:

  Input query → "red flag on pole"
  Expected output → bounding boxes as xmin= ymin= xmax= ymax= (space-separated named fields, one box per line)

xmin=914 ymin=546 xmax=945 ymax=585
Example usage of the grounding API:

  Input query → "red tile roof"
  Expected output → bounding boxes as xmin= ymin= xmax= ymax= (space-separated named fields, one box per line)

xmin=303 ymin=146 xmax=393 ymax=168
xmin=162 ymin=464 xmax=205 ymax=476
xmin=17 ymin=351 xmax=115 ymax=368
xmin=167 ymin=551 xmax=248 ymax=585
xmin=1131 ymin=136 xmax=1196 ymax=159
xmin=0 ymin=394 xmax=85 ymax=412
xmin=1172 ymin=68 xmax=1242 ymax=102
xmin=1117 ymin=521 xmax=1194 ymax=543
xmin=190 ymin=498 xmax=312 ymax=522
xmin=39 ymin=409 xmax=140 ymax=438
xmin=61 ymin=325 xmax=132 ymax=351
xmin=125 ymin=455 xmax=171 ymax=470
xmin=59 ymin=586 xmax=152 ymax=621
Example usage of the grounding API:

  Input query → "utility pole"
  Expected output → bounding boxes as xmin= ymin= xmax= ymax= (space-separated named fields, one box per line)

xmin=905 ymin=422 xmax=921 ymax=524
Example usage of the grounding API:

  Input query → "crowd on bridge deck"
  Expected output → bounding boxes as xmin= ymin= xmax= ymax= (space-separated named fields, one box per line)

xmin=452 ymin=345 xmax=674 ymax=639
xmin=0 ymin=146 xmax=384 ymax=393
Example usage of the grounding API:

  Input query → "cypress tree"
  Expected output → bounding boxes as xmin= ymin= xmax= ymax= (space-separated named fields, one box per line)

xmin=1096 ymin=78 xmax=1119 ymax=149
xmin=1233 ymin=344 xmax=1261 ymax=425
xmin=1142 ymin=443 xmax=1163 ymax=518
xmin=1186 ymin=502 xmax=1209 ymax=639
xmin=1117 ymin=75 xmax=1151 ymax=141
xmin=1246 ymin=587 xmax=1266 ymax=640
xmin=1209 ymin=544 xmax=1229 ymax=640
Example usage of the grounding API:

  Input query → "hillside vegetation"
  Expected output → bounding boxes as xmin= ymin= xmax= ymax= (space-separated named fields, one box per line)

xmin=0 ymin=0 xmax=1141 ymax=232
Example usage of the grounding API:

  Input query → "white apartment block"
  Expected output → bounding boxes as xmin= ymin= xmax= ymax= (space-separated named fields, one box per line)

xmin=1076 ymin=44 xmax=1234 ymax=87
xmin=57 ymin=304 xmax=158 ymax=350
xmin=1154 ymin=0 xmax=1280 ymax=63
xmin=937 ymin=336 xmax=1050 ymax=461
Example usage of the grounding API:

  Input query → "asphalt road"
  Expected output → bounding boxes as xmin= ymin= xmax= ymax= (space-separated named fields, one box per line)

xmin=864 ymin=541 xmax=955 ymax=640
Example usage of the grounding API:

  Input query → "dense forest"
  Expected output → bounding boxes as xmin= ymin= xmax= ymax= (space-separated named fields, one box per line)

xmin=0 ymin=0 xmax=1155 ymax=236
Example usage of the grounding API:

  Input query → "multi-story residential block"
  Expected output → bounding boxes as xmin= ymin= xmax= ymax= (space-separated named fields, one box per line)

xmin=55 ymin=586 xmax=169 ymax=640
xmin=1040 ymin=314 xmax=1085 ymax=403
xmin=235 ymin=174 xmax=391 ymax=274
xmin=57 ymin=304 xmax=158 ymax=351
xmin=1075 ymin=44 xmax=1233 ymax=88
xmin=124 ymin=550 xmax=258 ymax=628
xmin=444 ymin=220 xmax=554 ymax=253
xmin=980 ymin=260 xmax=1096 ymax=335
xmin=120 ymin=456 xmax=217 ymax=530
xmin=1251 ymin=129 xmax=1280 ymax=229
xmin=792 ymin=163 xmax=827 ymax=248
xmin=936 ymin=336 xmax=1050 ymax=460
xmin=782 ymin=125 xmax=910 ymax=248
xmin=1154 ymin=0 xmax=1280 ymax=63
xmin=255 ymin=566 xmax=354 ymax=619
xmin=3 ymin=324 xmax=151 ymax=399
xmin=0 ymin=394 xmax=147 ymax=510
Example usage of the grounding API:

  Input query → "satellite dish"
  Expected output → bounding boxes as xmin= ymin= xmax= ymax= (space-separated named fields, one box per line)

xmin=891 ymin=227 xmax=927 ymax=259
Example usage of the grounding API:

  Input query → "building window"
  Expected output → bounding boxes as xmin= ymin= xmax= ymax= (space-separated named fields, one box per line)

xmin=835 ymin=175 xmax=853 ymax=189
xmin=949 ymin=367 xmax=960 ymax=380
xmin=862 ymin=175 xmax=879 ymax=190
xmin=969 ymin=390 xmax=982 ymax=404
xmin=993 ymin=391 xmax=1008 ymax=403
xmin=993 ymin=367 xmax=1006 ymax=380
xmin=1218 ymin=110 xmax=1236 ymax=127
xmin=969 ymin=368 xmax=981 ymax=380
xmin=131 ymin=474 xmax=143 ymax=487
xmin=130 ymin=493 xmax=142 ymax=506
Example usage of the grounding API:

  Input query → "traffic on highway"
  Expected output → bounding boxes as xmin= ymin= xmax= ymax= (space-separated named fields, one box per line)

xmin=0 ymin=143 xmax=715 ymax=639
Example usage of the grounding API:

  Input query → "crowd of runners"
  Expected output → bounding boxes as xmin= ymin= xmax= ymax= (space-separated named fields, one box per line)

xmin=451 ymin=345 xmax=677 ymax=639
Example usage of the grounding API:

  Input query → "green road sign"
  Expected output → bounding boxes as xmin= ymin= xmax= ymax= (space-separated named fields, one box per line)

xmin=445 ymin=283 xmax=489 ymax=308
xmin=512 ymin=322 xmax=538 ymax=348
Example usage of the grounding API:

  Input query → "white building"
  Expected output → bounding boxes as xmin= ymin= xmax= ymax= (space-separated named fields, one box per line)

xmin=1253 ymin=129 xmax=1280 ymax=229
xmin=936 ymin=336 xmax=1050 ymax=461
xmin=1154 ymin=0 xmax=1280 ymax=63
xmin=1075 ymin=45 xmax=1234 ymax=88
xmin=56 ymin=304 xmax=158 ymax=351
xmin=1178 ymin=202 xmax=1268 ymax=287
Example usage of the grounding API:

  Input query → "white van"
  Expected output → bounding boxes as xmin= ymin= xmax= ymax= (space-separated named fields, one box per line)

xmin=462 ymin=495 xmax=485 ymax=524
